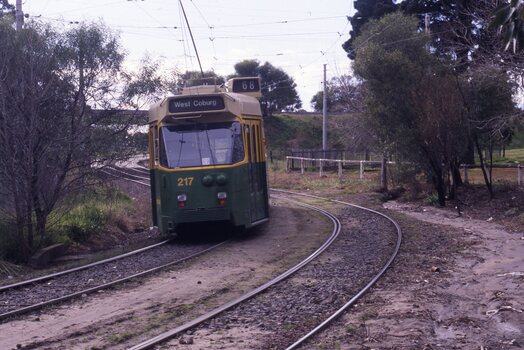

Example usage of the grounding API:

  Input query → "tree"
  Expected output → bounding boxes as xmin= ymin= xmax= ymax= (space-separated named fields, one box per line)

xmin=353 ymin=13 xmax=471 ymax=206
xmin=0 ymin=0 xmax=13 ymax=18
xmin=342 ymin=0 xmax=397 ymax=59
xmin=310 ymin=75 xmax=364 ymax=113
xmin=122 ymin=56 xmax=170 ymax=110
xmin=165 ymin=70 xmax=225 ymax=93
xmin=232 ymin=59 xmax=301 ymax=116
xmin=0 ymin=21 xmax=131 ymax=261
xmin=464 ymin=67 xmax=518 ymax=197
xmin=490 ymin=0 xmax=524 ymax=52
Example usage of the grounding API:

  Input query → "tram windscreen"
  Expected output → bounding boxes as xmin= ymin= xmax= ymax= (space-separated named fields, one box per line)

xmin=160 ymin=122 xmax=244 ymax=168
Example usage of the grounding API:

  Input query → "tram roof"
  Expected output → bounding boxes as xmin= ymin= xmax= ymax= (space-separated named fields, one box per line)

xmin=148 ymin=89 xmax=262 ymax=124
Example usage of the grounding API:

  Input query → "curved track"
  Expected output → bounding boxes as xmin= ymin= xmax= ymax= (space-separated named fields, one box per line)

xmin=128 ymin=194 xmax=343 ymax=350
xmin=124 ymin=187 xmax=402 ymax=350
xmin=101 ymin=161 xmax=402 ymax=349
xmin=273 ymin=189 xmax=402 ymax=350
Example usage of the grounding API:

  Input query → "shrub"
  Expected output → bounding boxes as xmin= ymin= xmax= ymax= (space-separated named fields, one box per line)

xmin=63 ymin=204 xmax=108 ymax=242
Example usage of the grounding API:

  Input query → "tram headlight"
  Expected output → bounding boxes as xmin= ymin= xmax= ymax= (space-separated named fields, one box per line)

xmin=216 ymin=174 xmax=227 ymax=185
xmin=202 ymin=175 xmax=214 ymax=186
xmin=177 ymin=194 xmax=187 ymax=207
xmin=217 ymin=192 xmax=227 ymax=206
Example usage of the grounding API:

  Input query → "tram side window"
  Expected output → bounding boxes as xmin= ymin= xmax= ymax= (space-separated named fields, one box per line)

xmin=231 ymin=123 xmax=245 ymax=163
xmin=153 ymin=126 xmax=159 ymax=166
xmin=159 ymin=128 xmax=168 ymax=166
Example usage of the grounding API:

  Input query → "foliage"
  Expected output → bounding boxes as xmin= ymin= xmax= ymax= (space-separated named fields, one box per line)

xmin=0 ymin=21 xmax=136 ymax=262
xmin=264 ymin=114 xmax=322 ymax=157
xmin=169 ymin=70 xmax=225 ymax=91
xmin=353 ymin=13 xmax=471 ymax=206
xmin=342 ymin=0 xmax=397 ymax=59
xmin=490 ymin=0 xmax=524 ymax=52
xmin=62 ymin=204 xmax=108 ymax=242
xmin=310 ymin=75 xmax=365 ymax=113
xmin=122 ymin=56 xmax=169 ymax=110
xmin=0 ymin=0 xmax=13 ymax=18
xmin=61 ymin=190 xmax=132 ymax=242
xmin=231 ymin=59 xmax=302 ymax=116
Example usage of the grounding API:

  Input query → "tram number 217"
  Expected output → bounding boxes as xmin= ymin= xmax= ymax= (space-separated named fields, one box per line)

xmin=177 ymin=177 xmax=194 ymax=187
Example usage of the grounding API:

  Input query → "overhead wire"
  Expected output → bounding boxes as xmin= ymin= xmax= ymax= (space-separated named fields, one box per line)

xmin=189 ymin=0 xmax=218 ymax=71
xmin=26 ymin=1 xmax=355 ymax=104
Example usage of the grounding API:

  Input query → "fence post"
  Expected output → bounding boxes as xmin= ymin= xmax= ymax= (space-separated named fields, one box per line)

xmin=319 ymin=159 xmax=323 ymax=177
xmin=338 ymin=160 xmax=342 ymax=178
xmin=300 ymin=158 xmax=304 ymax=175
xmin=463 ymin=165 xmax=469 ymax=184
xmin=359 ymin=160 xmax=364 ymax=179
xmin=286 ymin=157 xmax=289 ymax=172
xmin=518 ymin=165 xmax=522 ymax=186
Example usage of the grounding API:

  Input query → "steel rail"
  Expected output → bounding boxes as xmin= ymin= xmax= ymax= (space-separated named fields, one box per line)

xmin=270 ymin=189 xmax=402 ymax=350
xmin=101 ymin=168 xmax=150 ymax=186
xmin=0 ymin=241 xmax=228 ymax=321
xmin=1 ymin=164 xmax=230 ymax=321
xmin=0 ymin=240 xmax=169 ymax=293
xmin=106 ymin=166 xmax=150 ymax=181
xmin=0 ymin=163 xmax=159 ymax=294
xmin=128 ymin=195 xmax=342 ymax=350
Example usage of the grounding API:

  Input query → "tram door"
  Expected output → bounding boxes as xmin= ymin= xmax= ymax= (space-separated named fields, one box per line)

xmin=245 ymin=121 xmax=266 ymax=222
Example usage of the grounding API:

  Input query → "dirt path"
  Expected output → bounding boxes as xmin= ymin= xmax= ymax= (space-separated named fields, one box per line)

xmin=310 ymin=200 xmax=523 ymax=349
xmin=0 ymin=198 xmax=331 ymax=350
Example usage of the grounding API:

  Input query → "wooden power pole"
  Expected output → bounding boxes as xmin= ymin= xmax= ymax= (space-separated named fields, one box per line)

xmin=15 ymin=0 xmax=24 ymax=31
xmin=322 ymin=64 xmax=327 ymax=153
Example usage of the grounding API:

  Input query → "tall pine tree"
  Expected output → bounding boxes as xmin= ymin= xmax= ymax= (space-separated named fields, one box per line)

xmin=342 ymin=0 xmax=397 ymax=59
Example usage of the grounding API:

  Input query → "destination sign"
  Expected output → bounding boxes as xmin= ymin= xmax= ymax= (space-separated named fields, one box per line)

xmin=168 ymin=96 xmax=225 ymax=113
xmin=231 ymin=78 xmax=260 ymax=93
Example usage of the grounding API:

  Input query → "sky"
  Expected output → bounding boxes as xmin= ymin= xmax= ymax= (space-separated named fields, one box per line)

xmin=18 ymin=0 xmax=354 ymax=111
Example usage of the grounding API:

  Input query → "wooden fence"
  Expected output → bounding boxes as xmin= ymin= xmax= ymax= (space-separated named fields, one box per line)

xmin=288 ymin=149 xmax=377 ymax=170
xmin=286 ymin=155 xmax=523 ymax=186
xmin=461 ymin=164 xmax=523 ymax=186
xmin=285 ymin=156 xmax=388 ymax=179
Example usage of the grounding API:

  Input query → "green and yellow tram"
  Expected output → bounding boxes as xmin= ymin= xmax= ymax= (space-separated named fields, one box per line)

xmin=148 ymin=77 xmax=269 ymax=235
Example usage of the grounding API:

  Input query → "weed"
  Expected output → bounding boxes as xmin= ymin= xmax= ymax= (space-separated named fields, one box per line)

xmin=359 ymin=309 xmax=378 ymax=322
xmin=423 ymin=193 xmax=440 ymax=206
xmin=107 ymin=331 xmax=134 ymax=344
xmin=282 ymin=323 xmax=296 ymax=331
xmin=344 ymin=323 xmax=354 ymax=333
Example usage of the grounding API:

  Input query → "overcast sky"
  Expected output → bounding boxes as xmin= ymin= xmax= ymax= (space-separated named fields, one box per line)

xmin=20 ymin=0 xmax=354 ymax=110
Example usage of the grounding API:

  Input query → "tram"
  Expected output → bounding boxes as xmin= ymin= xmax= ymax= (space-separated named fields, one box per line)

xmin=148 ymin=77 xmax=269 ymax=235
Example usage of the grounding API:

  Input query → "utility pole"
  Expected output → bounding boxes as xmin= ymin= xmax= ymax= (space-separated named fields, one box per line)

xmin=15 ymin=0 xmax=24 ymax=31
xmin=322 ymin=64 xmax=327 ymax=154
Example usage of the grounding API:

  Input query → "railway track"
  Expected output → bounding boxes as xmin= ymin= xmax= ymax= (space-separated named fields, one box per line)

xmin=0 ymin=165 xmax=227 ymax=322
xmin=3 ymin=161 xmax=401 ymax=349
xmin=0 ymin=238 xmax=227 ymax=322
xmin=126 ymin=189 xmax=402 ymax=350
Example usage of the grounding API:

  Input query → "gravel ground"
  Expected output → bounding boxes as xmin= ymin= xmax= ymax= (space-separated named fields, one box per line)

xmin=0 ymin=198 xmax=332 ymax=350
xmin=165 ymin=203 xmax=400 ymax=349
xmin=0 ymin=239 xmax=221 ymax=317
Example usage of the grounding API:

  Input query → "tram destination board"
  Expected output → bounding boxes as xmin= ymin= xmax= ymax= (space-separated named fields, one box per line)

xmin=231 ymin=78 xmax=260 ymax=93
xmin=169 ymin=96 xmax=225 ymax=113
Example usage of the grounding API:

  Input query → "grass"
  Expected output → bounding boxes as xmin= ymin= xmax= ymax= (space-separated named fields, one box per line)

xmin=359 ymin=309 xmax=378 ymax=322
xmin=492 ymin=148 xmax=524 ymax=163
xmin=265 ymin=114 xmax=323 ymax=158
xmin=106 ymin=331 xmax=134 ymax=344
xmin=47 ymin=187 xmax=134 ymax=244
xmin=267 ymin=159 xmax=381 ymax=195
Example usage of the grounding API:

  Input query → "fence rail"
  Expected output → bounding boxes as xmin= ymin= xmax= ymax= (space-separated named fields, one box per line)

xmin=286 ymin=155 xmax=523 ymax=186
xmin=286 ymin=156 xmax=389 ymax=179
xmin=461 ymin=164 xmax=523 ymax=186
